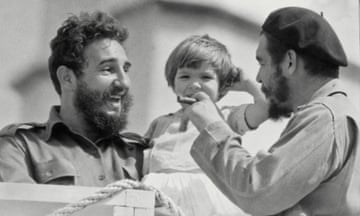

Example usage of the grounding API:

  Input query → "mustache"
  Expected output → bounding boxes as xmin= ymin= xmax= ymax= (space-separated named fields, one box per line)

xmin=261 ymin=85 xmax=271 ymax=97
xmin=120 ymin=92 xmax=133 ymax=114
xmin=103 ymin=84 xmax=129 ymax=99
xmin=101 ymin=86 xmax=133 ymax=114
xmin=110 ymin=85 xmax=128 ymax=97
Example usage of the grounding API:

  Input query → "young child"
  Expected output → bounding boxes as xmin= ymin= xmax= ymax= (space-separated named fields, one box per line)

xmin=141 ymin=35 xmax=305 ymax=216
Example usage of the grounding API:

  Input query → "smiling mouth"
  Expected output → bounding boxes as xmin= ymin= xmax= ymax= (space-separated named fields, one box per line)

xmin=106 ymin=95 xmax=122 ymax=108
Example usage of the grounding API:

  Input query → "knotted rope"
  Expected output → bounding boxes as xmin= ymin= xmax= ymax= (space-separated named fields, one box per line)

xmin=47 ymin=179 xmax=184 ymax=216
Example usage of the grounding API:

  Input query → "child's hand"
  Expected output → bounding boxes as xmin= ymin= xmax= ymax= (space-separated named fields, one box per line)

xmin=223 ymin=67 xmax=250 ymax=92
xmin=223 ymin=67 xmax=265 ymax=104
xmin=223 ymin=68 xmax=261 ymax=97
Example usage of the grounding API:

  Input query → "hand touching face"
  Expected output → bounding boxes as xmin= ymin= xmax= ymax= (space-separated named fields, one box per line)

xmin=174 ymin=62 xmax=220 ymax=107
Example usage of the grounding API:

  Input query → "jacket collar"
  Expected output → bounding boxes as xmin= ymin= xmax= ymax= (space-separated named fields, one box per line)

xmin=297 ymin=79 xmax=347 ymax=111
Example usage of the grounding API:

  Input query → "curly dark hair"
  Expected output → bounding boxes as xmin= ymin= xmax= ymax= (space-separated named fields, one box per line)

xmin=48 ymin=11 xmax=128 ymax=95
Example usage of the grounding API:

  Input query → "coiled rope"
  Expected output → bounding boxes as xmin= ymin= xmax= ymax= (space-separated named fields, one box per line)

xmin=47 ymin=179 xmax=184 ymax=216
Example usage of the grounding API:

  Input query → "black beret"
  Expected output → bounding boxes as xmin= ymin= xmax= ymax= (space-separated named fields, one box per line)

xmin=262 ymin=7 xmax=347 ymax=66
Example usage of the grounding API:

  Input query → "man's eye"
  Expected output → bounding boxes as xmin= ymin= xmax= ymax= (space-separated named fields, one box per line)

xmin=102 ymin=67 xmax=113 ymax=72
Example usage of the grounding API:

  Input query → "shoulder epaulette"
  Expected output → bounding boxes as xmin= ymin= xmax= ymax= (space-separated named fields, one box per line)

xmin=119 ymin=132 xmax=151 ymax=148
xmin=0 ymin=122 xmax=45 ymax=137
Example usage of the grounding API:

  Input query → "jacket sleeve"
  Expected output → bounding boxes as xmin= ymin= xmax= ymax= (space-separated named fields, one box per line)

xmin=221 ymin=104 xmax=253 ymax=135
xmin=190 ymin=104 xmax=345 ymax=215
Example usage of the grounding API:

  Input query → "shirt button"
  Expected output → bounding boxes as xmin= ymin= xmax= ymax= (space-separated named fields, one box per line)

xmin=98 ymin=174 xmax=106 ymax=181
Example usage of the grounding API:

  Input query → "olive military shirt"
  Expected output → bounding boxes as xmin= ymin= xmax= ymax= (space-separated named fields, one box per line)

xmin=0 ymin=106 xmax=148 ymax=186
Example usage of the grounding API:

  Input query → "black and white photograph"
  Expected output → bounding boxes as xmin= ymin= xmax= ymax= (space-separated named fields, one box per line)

xmin=0 ymin=0 xmax=359 ymax=215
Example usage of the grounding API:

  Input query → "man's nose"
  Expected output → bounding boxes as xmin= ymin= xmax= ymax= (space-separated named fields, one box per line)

xmin=256 ymin=70 xmax=262 ymax=83
xmin=116 ymin=69 xmax=131 ymax=86
xmin=112 ymin=75 xmax=130 ymax=95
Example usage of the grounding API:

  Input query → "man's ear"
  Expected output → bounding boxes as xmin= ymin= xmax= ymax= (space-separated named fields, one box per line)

xmin=56 ymin=65 xmax=77 ymax=92
xmin=284 ymin=49 xmax=297 ymax=75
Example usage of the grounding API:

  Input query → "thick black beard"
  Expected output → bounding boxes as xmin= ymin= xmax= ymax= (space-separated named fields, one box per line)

xmin=74 ymin=81 xmax=133 ymax=136
xmin=264 ymin=66 xmax=292 ymax=120
xmin=268 ymin=99 xmax=292 ymax=120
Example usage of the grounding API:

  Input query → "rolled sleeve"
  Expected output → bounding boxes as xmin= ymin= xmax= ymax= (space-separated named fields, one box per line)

xmin=225 ymin=104 xmax=253 ymax=135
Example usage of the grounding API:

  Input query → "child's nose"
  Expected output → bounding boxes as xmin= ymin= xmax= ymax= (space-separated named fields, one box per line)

xmin=188 ymin=81 xmax=201 ymax=90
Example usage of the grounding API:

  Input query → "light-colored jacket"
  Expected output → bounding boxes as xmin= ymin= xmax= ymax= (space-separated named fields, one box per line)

xmin=191 ymin=80 xmax=360 ymax=215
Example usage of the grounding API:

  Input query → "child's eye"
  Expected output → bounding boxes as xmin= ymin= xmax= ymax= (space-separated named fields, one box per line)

xmin=178 ymin=75 xmax=190 ymax=79
xmin=202 ymin=75 xmax=214 ymax=80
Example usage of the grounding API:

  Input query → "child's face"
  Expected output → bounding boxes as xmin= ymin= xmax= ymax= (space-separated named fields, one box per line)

xmin=174 ymin=62 xmax=220 ymax=104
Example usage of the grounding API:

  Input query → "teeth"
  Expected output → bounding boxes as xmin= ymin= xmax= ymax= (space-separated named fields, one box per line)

xmin=108 ymin=97 xmax=121 ymax=104
xmin=110 ymin=95 xmax=121 ymax=100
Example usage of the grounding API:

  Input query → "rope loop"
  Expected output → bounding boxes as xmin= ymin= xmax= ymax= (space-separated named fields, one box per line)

xmin=47 ymin=179 xmax=184 ymax=216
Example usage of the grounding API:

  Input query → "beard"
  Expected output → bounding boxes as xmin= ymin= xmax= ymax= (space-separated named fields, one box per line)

xmin=261 ymin=66 xmax=292 ymax=120
xmin=74 ymin=80 xmax=133 ymax=136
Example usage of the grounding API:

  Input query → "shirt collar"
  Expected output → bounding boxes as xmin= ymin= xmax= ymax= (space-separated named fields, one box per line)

xmin=43 ymin=106 xmax=129 ymax=144
xmin=43 ymin=106 xmax=67 ymax=141
xmin=297 ymin=79 xmax=346 ymax=110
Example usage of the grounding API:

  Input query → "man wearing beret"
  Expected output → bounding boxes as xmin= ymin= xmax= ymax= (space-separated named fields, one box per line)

xmin=185 ymin=7 xmax=360 ymax=216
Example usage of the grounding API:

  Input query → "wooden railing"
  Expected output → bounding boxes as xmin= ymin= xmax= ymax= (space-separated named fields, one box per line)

xmin=0 ymin=182 xmax=155 ymax=216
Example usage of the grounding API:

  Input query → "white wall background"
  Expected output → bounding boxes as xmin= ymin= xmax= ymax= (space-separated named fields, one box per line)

xmin=0 ymin=0 xmax=359 ymax=154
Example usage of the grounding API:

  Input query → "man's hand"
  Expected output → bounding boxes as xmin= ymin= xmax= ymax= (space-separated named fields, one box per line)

xmin=184 ymin=92 xmax=224 ymax=132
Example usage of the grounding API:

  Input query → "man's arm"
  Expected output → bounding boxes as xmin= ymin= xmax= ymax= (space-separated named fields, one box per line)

xmin=186 ymin=93 xmax=343 ymax=215
xmin=224 ymin=69 xmax=268 ymax=130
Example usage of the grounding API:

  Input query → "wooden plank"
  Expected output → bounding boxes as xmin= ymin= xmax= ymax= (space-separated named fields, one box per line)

xmin=125 ymin=189 xmax=155 ymax=208
xmin=134 ymin=207 xmax=155 ymax=216
xmin=0 ymin=183 xmax=154 ymax=207
xmin=0 ymin=200 xmax=113 ymax=216
xmin=113 ymin=206 xmax=135 ymax=216
xmin=0 ymin=182 xmax=155 ymax=216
